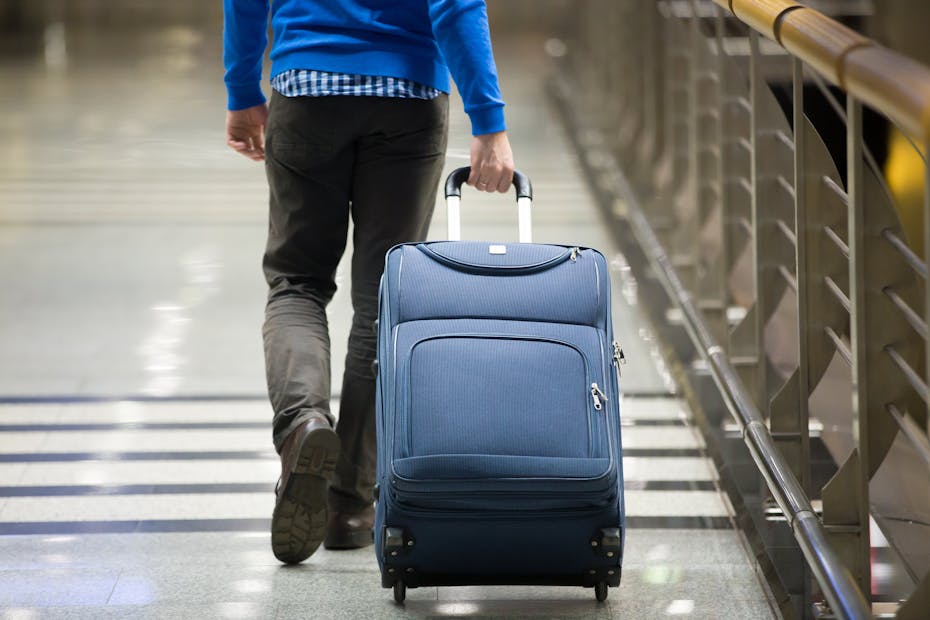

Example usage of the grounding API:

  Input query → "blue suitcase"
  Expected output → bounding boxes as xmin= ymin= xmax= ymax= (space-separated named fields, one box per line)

xmin=374 ymin=168 xmax=625 ymax=603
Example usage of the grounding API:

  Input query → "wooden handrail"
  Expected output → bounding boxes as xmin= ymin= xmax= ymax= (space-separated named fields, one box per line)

xmin=728 ymin=0 xmax=800 ymax=41
xmin=777 ymin=8 xmax=869 ymax=86
xmin=844 ymin=47 xmax=930 ymax=139
xmin=714 ymin=0 xmax=930 ymax=140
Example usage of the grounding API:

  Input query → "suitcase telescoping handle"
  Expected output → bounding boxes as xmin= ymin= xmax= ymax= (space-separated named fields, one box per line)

xmin=443 ymin=167 xmax=533 ymax=243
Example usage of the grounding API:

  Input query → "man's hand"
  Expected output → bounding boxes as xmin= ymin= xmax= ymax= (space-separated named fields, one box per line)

xmin=226 ymin=103 xmax=269 ymax=161
xmin=468 ymin=131 xmax=514 ymax=193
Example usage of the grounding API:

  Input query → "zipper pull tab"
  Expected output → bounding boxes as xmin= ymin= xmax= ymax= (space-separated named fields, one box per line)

xmin=591 ymin=382 xmax=608 ymax=411
xmin=570 ymin=247 xmax=580 ymax=262
xmin=612 ymin=342 xmax=626 ymax=379
xmin=613 ymin=341 xmax=626 ymax=367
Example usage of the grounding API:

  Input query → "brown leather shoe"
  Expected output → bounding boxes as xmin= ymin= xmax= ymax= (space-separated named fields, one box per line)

xmin=323 ymin=504 xmax=375 ymax=550
xmin=271 ymin=416 xmax=340 ymax=564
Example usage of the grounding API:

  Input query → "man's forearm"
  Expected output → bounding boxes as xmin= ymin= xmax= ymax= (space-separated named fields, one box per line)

xmin=428 ymin=0 xmax=506 ymax=136
xmin=223 ymin=0 xmax=271 ymax=111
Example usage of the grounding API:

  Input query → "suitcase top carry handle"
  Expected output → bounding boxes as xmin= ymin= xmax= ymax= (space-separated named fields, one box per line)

xmin=443 ymin=167 xmax=533 ymax=243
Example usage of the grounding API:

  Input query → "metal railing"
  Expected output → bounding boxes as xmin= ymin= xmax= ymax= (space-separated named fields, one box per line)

xmin=552 ymin=1 xmax=930 ymax=618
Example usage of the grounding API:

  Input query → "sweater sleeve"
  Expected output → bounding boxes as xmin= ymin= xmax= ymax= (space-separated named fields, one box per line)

xmin=223 ymin=0 xmax=270 ymax=111
xmin=428 ymin=0 xmax=506 ymax=136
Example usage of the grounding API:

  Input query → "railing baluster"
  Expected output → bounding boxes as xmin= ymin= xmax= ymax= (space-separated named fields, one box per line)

xmin=749 ymin=29 xmax=767 ymax=411
xmin=844 ymin=94 xmax=872 ymax=600
xmin=792 ymin=51 xmax=812 ymax=505
xmin=926 ymin=136 xmax=930 ymax=443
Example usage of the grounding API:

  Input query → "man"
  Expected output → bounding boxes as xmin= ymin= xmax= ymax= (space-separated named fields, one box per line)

xmin=223 ymin=0 xmax=514 ymax=564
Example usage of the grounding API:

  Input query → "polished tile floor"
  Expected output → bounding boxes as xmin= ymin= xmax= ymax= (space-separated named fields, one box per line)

xmin=0 ymin=9 xmax=778 ymax=620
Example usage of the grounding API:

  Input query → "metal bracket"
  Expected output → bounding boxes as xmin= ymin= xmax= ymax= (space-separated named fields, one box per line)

xmin=382 ymin=527 xmax=409 ymax=560
xmin=590 ymin=527 xmax=622 ymax=559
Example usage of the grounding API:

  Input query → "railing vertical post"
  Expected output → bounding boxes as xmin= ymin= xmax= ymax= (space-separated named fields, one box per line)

xmin=654 ymin=5 xmax=686 ymax=237
xmin=791 ymin=55 xmax=814 ymax=615
xmin=748 ymin=29 xmax=767 ymax=410
xmin=672 ymin=15 xmax=689 ymax=200
xmin=844 ymin=95 xmax=873 ymax=601
xmin=605 ymin=0 xmax=621 ymax=138
xmin=642 ymin=2 xmax=660 ymax=169
xmin=690 ymin=0 xmax=726 ymax=342
xmin=715 ymin=3 xmax=732 ymax=341
xmin=682 ymin=0 xmax=701 ymax=291
xmin=926 ymin=136 xmax=930 ymax=442
xmin=624 ymin=0 xmax=643 ymax=158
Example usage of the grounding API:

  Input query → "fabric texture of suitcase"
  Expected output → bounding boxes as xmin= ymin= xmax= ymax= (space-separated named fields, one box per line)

xmin=374 ymin=169 xmax=625 ymax=603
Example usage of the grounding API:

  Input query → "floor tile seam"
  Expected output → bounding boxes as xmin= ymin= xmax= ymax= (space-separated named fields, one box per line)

xmin=0 ymin=517 xmax=737 ymax=532
xmin=1 ymin=479 xmax=724 ymax=493
xmin=0 ymin=414 xmax=271 ymax=424
xmin=0 ymin=479 xmax=718 ymax=495
xmin=0 ymin=450 xmax=715 ymax=461
xmin=0 ymin=419 xmax=270 ymax=427
xmin=0 ymin=489 xmax=727 ymax=503
xmin=618 ymin=565 xmax=771 ymax=576
xmin=621 ymin=421 xmax=689 ymax=427
xmin=0 ymin=394 xmax=271 ymax=405
xmin=0 ymin=218 xmax=266 ymax=226
xmin=103 ymin=568 xmax=123 ymax=606
xmin=0 ymin=503 xmax=733 ymax=533
xmin=0 ymin=423 xmax=272 ymax=431
xmin=11 ymin=462 xmax=27 ymax=487
xmin=298 ymin=569 xmax=390 ymax=577
xmin=0 ymin=444 xmax=705 ymax=452
xmin=621 ymin=561 xmax=754 ymax=570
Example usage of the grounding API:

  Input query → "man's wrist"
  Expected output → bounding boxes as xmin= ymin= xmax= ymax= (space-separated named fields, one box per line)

xmin=468 ymin=105 xmax=506 ymax=136
xmin=227 ymin=83 xmax=267 ymax=112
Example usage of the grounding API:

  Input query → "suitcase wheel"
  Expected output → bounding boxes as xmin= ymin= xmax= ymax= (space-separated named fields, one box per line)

xmin=594 ymin=581 xmax=608 ymax=602
xmin=393 ymin=581 xmax=406 ymax=604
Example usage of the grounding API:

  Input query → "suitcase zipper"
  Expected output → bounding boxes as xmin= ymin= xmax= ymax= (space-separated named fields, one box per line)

xmin=590 ymin=382 xmax=608 ymax=411
xmin=388 ymin=502 xmax=615 ymax=520
xmin=418 ymin=244 xmax=576 ymax=274
xmin=612 ymin=341 xmax=626 ymax=379
xmin=387 ymin=488 xmax=618 ymax=518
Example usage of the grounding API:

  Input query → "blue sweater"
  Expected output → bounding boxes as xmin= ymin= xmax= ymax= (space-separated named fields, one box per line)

xmin=223 ymin=0 xmax=506 ymax=135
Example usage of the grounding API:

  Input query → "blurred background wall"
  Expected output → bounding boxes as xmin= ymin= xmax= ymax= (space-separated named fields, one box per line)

xmin=0 ymin=0 xmax=573 ymax=31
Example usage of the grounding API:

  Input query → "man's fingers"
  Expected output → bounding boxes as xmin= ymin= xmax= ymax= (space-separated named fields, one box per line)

xmin=225 ymin=105 xmax=269 ymax=162
xmin=247 ymin=135 xmax=265 ymax=160
xmin=475 ymin=168 xmax=511 ymax=193
xmin=227 ymin=136 xmax=265 ymax=161
xmin=253 ymin=130 xmax=266 ymax=154
xmin=495 ymin=173 xmax=512 ymax=193
xmin=481 ymin=172 xmax=499 ymax=193
xmin=470 ymin=170 xmax=491 ymax=191
xmin=468 ymin=166 xmax=503 ymax=190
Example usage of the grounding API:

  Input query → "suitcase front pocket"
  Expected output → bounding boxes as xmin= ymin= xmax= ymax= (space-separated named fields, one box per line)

xmin=399 ymin=335 xmax=598 ymax=461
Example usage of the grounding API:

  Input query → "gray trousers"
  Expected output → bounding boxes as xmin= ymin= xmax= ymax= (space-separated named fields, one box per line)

xmin=263 ymin=91 xmax=448 ymax=512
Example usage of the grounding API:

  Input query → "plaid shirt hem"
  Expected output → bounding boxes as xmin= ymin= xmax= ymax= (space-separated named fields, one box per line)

xmin=271 ymin=70 xmax=441 ymax=99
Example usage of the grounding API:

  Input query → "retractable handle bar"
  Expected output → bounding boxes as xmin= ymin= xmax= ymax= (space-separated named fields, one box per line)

xmin=443 ymin=167 xmax=533 ymax=243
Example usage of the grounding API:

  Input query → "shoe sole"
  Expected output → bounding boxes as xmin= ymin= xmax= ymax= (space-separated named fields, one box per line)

xmin=271 ymin=426 xmax=340 ymax=564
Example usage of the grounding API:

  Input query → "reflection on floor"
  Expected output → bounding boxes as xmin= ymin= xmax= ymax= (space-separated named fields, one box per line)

xmin=0 ymin=399 xmax=776 ymax=619
xmin=0 ymin=7 xmax=777 ymax=619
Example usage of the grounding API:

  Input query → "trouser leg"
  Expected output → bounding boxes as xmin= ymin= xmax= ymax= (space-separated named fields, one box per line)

xmin=262 ymin=92 xmax=356 ymax=453
xmin=329 ymin=94 xmax=449 ymax=512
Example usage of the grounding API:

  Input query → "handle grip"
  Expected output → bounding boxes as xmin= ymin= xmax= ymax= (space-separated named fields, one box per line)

xmin=444 ymin=167 xmax=533 ymax=200
xmin=443 ymin=167 xmax=533 ymax=243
